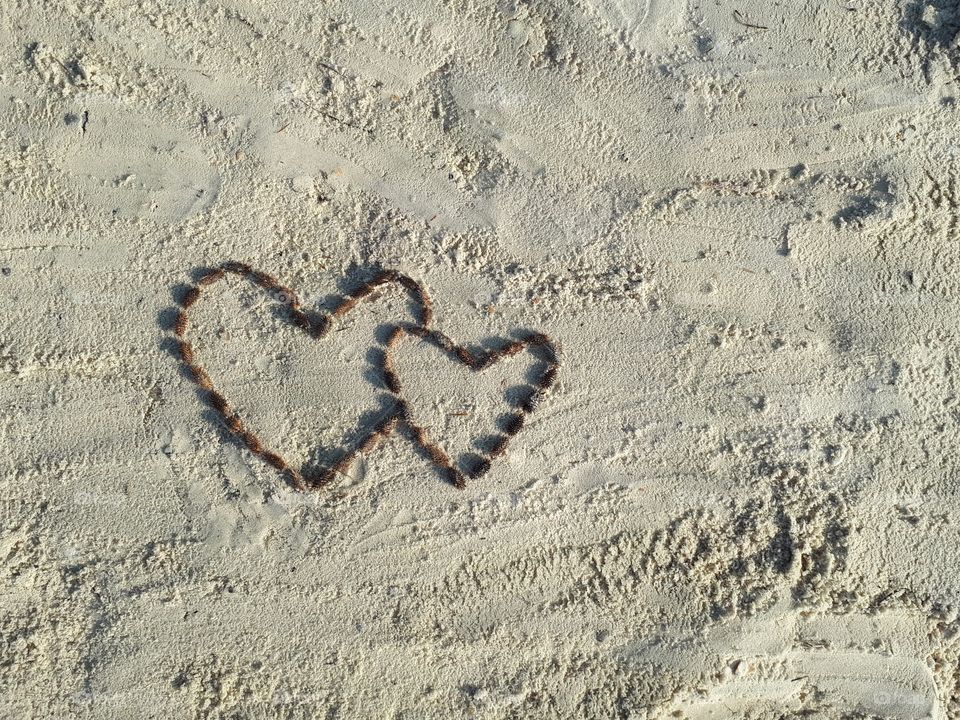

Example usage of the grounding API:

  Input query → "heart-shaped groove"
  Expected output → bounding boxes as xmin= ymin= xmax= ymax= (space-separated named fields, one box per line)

xmin=383 ymin=324 xmax=560 ymax=489
xmin=173 ymin=261 xmax=433 ymax=491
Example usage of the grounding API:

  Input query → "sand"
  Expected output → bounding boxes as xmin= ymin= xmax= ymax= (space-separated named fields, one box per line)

xmin=3 ymin=0 xmax=960 ymax=717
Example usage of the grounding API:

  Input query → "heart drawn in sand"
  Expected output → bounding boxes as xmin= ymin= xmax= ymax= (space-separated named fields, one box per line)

xmin=172 ymin=261 xmax=559 ymax=492
xmin=383 ymin=324 xmax=560 ymax=489
xmin=173 ymin=261 xmax=432 ymax=491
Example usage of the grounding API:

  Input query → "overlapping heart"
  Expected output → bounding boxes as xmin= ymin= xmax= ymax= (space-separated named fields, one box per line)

xmin=172 ymin=262 xmax=559 ymax=491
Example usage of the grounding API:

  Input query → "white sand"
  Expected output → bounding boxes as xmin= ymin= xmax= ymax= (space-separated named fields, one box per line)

xmin=3 ymin=1 xmax=960 ymax=717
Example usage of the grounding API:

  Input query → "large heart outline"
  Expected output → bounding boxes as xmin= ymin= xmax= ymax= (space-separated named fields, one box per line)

xmin=173 ymin=261 xmax=432 ymax=491
xmin=382 ymin=324 xmax=560 ymax=488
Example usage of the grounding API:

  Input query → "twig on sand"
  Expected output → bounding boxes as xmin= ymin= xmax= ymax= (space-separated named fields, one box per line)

xmin=322 ymin=111 xmax=372 ymax=136
xmin=318 ymin=60 xmax=347 ymax=79
xmin=733 ymin=9 xmax=768 ymax=30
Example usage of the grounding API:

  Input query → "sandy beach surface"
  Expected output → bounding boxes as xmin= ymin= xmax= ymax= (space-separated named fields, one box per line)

xmin=3 ymin=1 xmax=960 ymax=717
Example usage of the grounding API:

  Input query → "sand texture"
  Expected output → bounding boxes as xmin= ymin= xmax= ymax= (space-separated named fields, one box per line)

xmin=3 ymin=0 xmax=960 ymax=718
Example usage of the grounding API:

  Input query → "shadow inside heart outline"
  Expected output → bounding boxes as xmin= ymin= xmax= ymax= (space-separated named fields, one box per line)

xmin=382 ymin=323 xmax=560 ymax=489
xmin=172 ymin=261 xmax=433 ymax=491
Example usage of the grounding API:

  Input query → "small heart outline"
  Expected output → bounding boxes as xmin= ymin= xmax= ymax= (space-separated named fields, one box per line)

xmin=382 ymin=323 xmax=560 ymax=488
